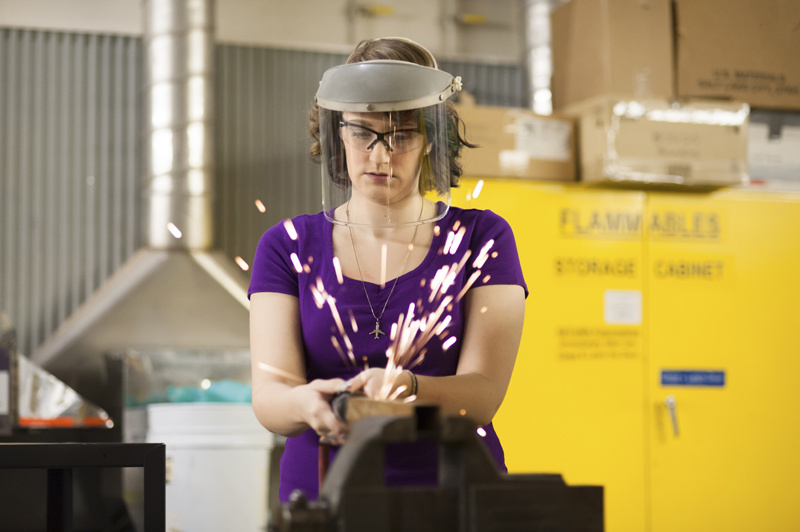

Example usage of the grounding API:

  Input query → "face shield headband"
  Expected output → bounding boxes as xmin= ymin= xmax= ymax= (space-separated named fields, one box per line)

xmin=315 ymin=61 xmax=462 ymax=227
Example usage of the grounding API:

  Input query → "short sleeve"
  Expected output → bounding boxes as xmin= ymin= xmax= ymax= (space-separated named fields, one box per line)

xmin=466 ymin=209 xmax=528 ymax=298
xmin=248 ymin=220 xmax=299 ymax=298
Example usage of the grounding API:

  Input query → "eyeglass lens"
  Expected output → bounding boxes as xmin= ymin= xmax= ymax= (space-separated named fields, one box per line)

xmin=339 ymin=122 xmax=425 ymax=153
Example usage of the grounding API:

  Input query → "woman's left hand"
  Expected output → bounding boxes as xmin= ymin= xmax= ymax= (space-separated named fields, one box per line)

xmin=347 ymin=367 xmax=413 ymax=400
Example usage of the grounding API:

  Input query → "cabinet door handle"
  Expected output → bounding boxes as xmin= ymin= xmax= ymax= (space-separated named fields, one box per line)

xmin=665 ymin=395 xmax=679 ymax=437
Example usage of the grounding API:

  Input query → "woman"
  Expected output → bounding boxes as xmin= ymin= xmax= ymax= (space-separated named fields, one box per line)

xmin=249 ymin=37 xmax=527 ymax=502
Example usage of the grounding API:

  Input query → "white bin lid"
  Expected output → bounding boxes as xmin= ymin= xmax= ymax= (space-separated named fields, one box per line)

xmin=146 ymin=403 xmax=274 ymax=448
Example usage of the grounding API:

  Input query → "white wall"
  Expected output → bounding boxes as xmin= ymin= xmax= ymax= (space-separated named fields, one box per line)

xmin=0 ymin=0 xmax=524 ymax=61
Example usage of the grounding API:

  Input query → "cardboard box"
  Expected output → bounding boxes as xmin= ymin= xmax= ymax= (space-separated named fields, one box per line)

xmin=456 ymin=104 xmax=576 ymax=182
xmin=748 ymin=110 xmax=800 ymax=185
xmin=675 ymin=0 xmax=800 ymax=111
xmin=550 ymin=0 xmax=674 ymax=111
xmin=565 ymin=97 xmax=749 ymax=186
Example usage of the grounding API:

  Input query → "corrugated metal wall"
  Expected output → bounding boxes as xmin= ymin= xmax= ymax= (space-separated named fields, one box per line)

xmin=0 ymin=29 xmax=142 ymax=357
xmin=1 ymin=28 xmax=527 ymax=358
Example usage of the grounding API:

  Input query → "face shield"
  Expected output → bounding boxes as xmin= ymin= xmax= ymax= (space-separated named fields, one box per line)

xmin=316 ymin=60 xmax=462 ymax=227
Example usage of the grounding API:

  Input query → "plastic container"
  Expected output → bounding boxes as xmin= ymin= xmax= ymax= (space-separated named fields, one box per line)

xmin=146 ymin=403 xmax=274 ymax=532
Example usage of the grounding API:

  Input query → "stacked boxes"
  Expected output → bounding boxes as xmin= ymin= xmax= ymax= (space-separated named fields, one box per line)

xmin=570 ymin=97 xmax=748 ymax=186
xmin=549 ymin=0 xmax=800 ymax=186
xmin=748 ymin=110 xmax=800 ymax=186
xmin=675 ymin=0 xmax=800 ymax=112
xmin=455 ymin=104 xmax=576 ymax=182
xmin=550 ymin=0 xmax=674 ymax=110
xmin=675 ymin=0 xmax=800 ymax=186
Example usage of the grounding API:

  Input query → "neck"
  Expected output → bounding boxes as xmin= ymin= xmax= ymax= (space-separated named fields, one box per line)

xmin=346 ymin=194 xmax=426 ymax=232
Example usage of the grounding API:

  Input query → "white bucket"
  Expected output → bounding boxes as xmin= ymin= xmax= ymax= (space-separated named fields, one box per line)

xmin=146 ymin=403 xmax=274 ymax=532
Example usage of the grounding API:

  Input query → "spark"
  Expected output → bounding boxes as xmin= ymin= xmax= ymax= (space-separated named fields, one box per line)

xmin=348 ymin=310 xmax=358 ymax=332
xmin=477 ymin=427 xmax=487 ymax=437
xmin=472 ymin=239 xmax=495 ymax=268
xmin=449 ymin=226 xmax=466 ymax=254
xmin=388 ymin=384 xmax=408 ymax=401
xmin=283 ymin=220 xmax=298 ymax=240
xmin=430 ymin=251 xmax=472 ymax=303
xmin=234 ymin=256 xmax=250 ymax=271
xmin=456 ymin=270 xmax=481 ymax=302
xmin=434 ymin=225 xmax=441 ymax=236
xmin=256 ymin=362 xmax=305 ymax=384
xmin=310 ymin=278 xmax=327 ymax=308
xmin=290 ymin=253 xmax=303 ymax=273
xmin=459 ymin=409 xmax=467 ymax=416
xmin=480 ymin=306 xmax=488 ymax=313
xmin=443 ymin=231 xmax=455 ymax=255
xmin=472 ymin=179 xmax=484 ymax=198
xmin=380 ymin=243 xmax=387 ymax=289
xmin=254 ymin=199 xmax=266 ymax=213
xmin=382 ymin=295 xmax=453 ymax=378
xmin=200 ymin=378 xmax=211 ymax=389
xmin=433 ymin=315 xmax=452 ymax=336
xmin=303 ymin=264 xmax=311 ymax=274
xmin=311 ymin=277 xmax=356 ymax=366
xmin=333 ymin=256 xmax=344 ymax=284
xmin=167 ymin=222 xmax=182 ymax=239
xmin=442 ymin=336 xmax=457 ymax=351
xmin=482 ymin=274 xmax=491 ymax=283
xmin=331 ymin=336 xmax=349 ymax=365
xmin=327 ymin=298 xmax=346 ymax=334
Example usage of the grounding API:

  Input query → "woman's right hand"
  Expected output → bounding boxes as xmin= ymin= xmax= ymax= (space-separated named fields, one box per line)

xmin=292 ymin=378 xmax=350 ymax=444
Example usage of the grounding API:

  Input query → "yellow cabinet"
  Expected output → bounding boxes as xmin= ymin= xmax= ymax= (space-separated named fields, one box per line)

xmin=646 ymin=191 xmax=800 ymax=532
xmin=452 ymin=179 xmax=800 ymax=532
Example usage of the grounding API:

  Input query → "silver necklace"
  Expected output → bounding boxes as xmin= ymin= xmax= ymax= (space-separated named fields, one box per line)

xmin=346 ymin=201 xmax=422 ymax=339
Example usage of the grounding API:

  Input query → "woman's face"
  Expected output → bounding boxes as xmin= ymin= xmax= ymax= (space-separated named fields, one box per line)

xmin=339 ymin=111 xmax=426 ymax=207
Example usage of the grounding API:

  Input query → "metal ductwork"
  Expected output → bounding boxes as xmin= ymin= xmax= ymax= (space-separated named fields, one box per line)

xmin=525 ymin=0 xmax=558 ymax=115
xmin=144 ymin=0 xmax=215 ymax=250
xmin=32 ymin=0 xmax=251 ymax=397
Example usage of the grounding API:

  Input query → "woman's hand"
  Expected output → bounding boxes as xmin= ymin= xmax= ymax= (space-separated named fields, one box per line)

xmin=292 ymin=378 xmax=350 ymax=444
xmin=348 ymin=367 xmax=413 ymax=401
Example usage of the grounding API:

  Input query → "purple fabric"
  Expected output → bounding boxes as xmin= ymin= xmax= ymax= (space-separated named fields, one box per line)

xmin=249 ymin=206 xmax=527 ymax=501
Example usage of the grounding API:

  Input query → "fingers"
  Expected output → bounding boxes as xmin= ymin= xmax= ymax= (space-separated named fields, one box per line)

xmin=302 ymin=379 xmax=350 ymax=444
xmin=308 ymin=377 xmax=350 ymax=397
xmin=346 ymin=369 xmax=377 ymax=395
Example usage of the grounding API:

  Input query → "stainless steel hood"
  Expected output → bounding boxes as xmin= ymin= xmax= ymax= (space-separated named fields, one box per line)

xmin=31 ymin=0 xmax=250 ymax=392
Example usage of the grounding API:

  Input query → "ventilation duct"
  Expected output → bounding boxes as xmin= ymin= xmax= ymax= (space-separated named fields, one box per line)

xmin=32 ymin=0 xmax=251 ymax=397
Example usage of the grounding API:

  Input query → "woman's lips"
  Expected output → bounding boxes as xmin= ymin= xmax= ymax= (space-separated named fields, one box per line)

xmin=367 ymin=172 xmax=391 ymax=183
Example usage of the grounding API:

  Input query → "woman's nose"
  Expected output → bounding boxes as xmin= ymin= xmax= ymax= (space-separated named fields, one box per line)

xmin=369 ymin=140 xmax=392 ymax=162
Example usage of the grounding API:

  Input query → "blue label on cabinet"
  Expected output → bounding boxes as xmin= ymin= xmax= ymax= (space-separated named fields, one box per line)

xmin=661 ymin=370 xmax=725 ymax=387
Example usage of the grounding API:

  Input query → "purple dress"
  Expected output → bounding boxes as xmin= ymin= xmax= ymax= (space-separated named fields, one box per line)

xmin=248 ymin=206 xmax=527 ymax=502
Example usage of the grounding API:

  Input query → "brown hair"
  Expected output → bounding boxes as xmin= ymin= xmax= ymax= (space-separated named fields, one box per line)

xmin=308 ymin=38 xmax=475 ymax=189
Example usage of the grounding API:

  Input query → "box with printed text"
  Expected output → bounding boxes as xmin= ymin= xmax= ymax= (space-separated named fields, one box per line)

xmin=565 ymin=97 xmax=749 ymax=186
xmin=675 ymin=0 xmax=800 ymax=111
xmin=456 ymin=104 xmax=576 ymax=182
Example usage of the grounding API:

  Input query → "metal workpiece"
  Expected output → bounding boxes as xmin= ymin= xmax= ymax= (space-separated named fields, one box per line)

xmin=275 ymin=403 xmax=604 ymax=532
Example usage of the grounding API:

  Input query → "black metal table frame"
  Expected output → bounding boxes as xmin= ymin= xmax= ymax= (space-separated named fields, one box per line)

xmin=0 ymin=442 xmax=165 ymax=532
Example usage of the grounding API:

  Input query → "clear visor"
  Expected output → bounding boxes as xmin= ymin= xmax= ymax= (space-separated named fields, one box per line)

xmin=320 ymin=103 xmax=451 ymax=227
